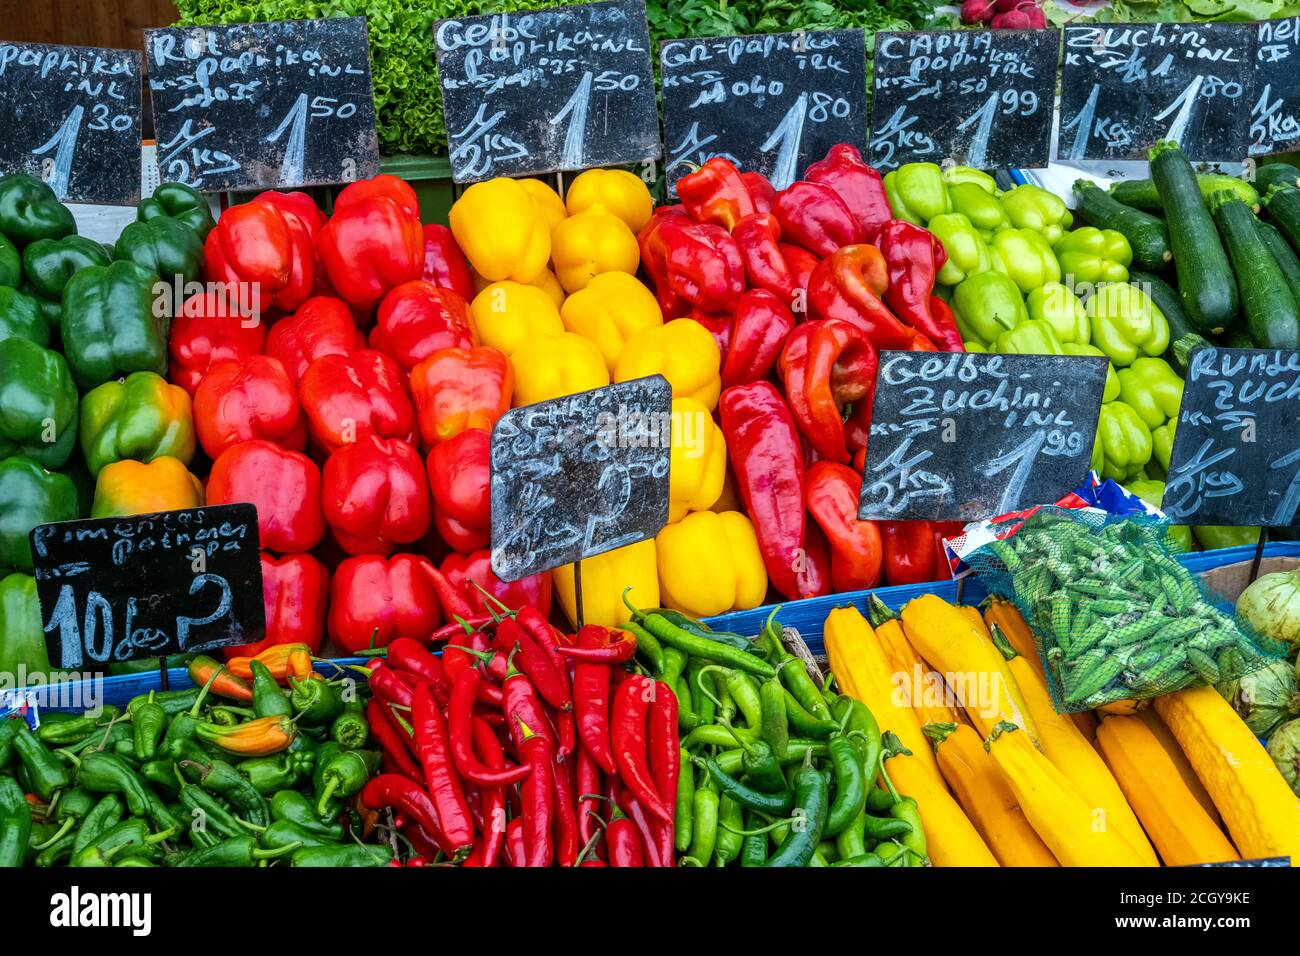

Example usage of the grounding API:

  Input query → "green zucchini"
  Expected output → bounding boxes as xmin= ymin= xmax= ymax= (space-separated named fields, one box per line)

xmin=1256 ymin=219 xmax=1300 ymax=302
xmin=1110 ymin=174 xmax=1260 ymax=213
xmin=1073 ymin=179 xmax=1171 ymax=272
xmin=1209 ymin=191 xmax=1300 ymax=350
xmin=1222 ymin=327 xmax=1255 ymax=349
xmin=1262 ymin=184 xmax=1300 ymax=255
xmin=1255 ymin=162 xmax=1300 ymax=193
xmin=1131 ymin=269 xmax=1208 ymax=376
xmin=1149 ymin=141 xmax=1239 ymax=335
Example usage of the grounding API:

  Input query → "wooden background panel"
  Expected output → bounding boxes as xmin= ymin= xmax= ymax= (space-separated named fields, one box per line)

xmin=1 ymin=0 xmax=179 ymax=50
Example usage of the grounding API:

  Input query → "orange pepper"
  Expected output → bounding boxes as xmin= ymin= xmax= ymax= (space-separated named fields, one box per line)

xmin=227 ymin=642 xmax=315 ymax=682
xmin=187 ymin=655 xmax=252 ymax=702
xmin=195 ymin=715 xmax=297 ymax=755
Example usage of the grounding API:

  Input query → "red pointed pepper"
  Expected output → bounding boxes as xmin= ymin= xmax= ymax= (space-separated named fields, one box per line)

xmin=571 ymin=626 xmax=616 ymax=775
xmin=721 ymin=288 xmax=795 ymax=390
xmin=612 ymin=675 xmax=673 ymax=825
xmin=876 ymin=219 xmax=963 ymax=352
xmin=675 ymin=157 xmax=756 ymax=230
xmin=808 ymin=245 xmax=936 ymax=351
xmin=648 ymin=679 xmax=679 ymax=868
xmin=322 ymin=434 xmax=430 ymax=556
xmin=731 ymin=213 xmax=796 ymax=305
xmin=518 ymin=720 xmax=555 ymax=867
xmin=361 ymin=773 xmax=452 ymax=856
xmin=772 ymin=180 xmax=865 ymax=258
xmin=472 ymin=717 xmax=509 ymax=867
xmin=411 ymin=682 xmax=474 ymax=860
xmin=636 ymin=205 xmax=692 ymax=320
xmin=806 ymin=461 xmax=884 ymax=592
xmin=740 ymin=170 xmax=776 ymax=215
xmin=656 ymin=218 xmax=745 ymax=314
xmin=777 ymin=318 xmax=879 ymax=465
xmin=804 ymin=144 xmax=892 ymax=244
xmin=449 ymin=667 xmax=531 ymax=787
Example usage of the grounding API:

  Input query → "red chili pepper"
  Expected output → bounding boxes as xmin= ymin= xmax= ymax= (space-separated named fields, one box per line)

xmin=647 ymin=679 xmax=679 ymax=868
xmin=410 ymin=682 xmax=474 ymax=860
xmin=495 ymin=617 xmax=570 ymax=711
xmin=929 ymin=296 xmax=964 ymax=354
xmin=612 ymin=675 xmax=673 ymax=825
xmin=402 ymin=822 xmax=445 ymax=861
xmin=876 ymin=219 xmax=963 ymax=351
xmin=620 ymin=793 xmax=662 ymax=867
xmin=420 ymin=560 xmax=476 ymax=623
xmin=431 ymin=614 xmax=494 ymax=646
xmin=472 ymin=717 xmax=509 ymax=868
xmin=367 ymin=665 xmax=416 ymax=709
xmin=576 ymin=743 xmax=604 ymax=851
xmin=502 ymin=654 xmax=556 ymax=752
xmin=448 ymin=668 xmax=531 ymax=787
xmin=517 ymin=721 xmax=555 ymax=867
xmin=807 ymin=244 xmax=935 ymax=352
xmin=405 ymin=855 xmax=430 ymax=867
xmin=505 ymin=818 xmax=527 ymax=868
xmin=467 ymin=631 xmax=509 ymax=683
xmin=606 ymin=806 xmax=645 ymax=867
xmin=675 ymin=157 xmax=756 ymax=230
xmin=572 ymin=627 xmax=617 ymax=775
xmin=552 ymin=749 xmax=580 ymax=867
xmin=718 ymin=289 xmax=797 ymax=392
xmin=804 ymin=144 xmax=893 ymax=244
xmin=387 ymin=637 xmax=446 ymax=686
xmin=366 ymin=699 xmax=422 ymax=781
xmin=555 ymin=707 xmax=576 ymax=763
xmin=360 ymin=774 xmax=451 ymax=854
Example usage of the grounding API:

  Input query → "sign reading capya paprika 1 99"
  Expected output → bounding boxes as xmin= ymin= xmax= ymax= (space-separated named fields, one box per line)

xmin=30 ymin=505 xmax=265 ymax=669
xmin=144 ymin=17 xmax=379 ymax=192
xmin=434 ymin=0 xmax=660 ymax=182
xmin=489 ymin=376 xmax=671 ymax=582
xmin=858 ymin=352 xmax=1108 ymax=523
xmin=1162 ymin=347 xmax=1300 ymax=528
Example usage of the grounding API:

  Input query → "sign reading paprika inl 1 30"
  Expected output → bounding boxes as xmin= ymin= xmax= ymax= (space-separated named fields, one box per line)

xmin=434 ymin=0 xmax=660 ymax=182
xmin=858 ymin=352 xmax=1108 ymax=523
xmin=1059 ymin=22 xmax=1254 ymax=163
xmin=1162 ymin=347 xmax=1300 ymax=528
xmin=0 ymin=42 xmax=142 ymax=204
xmin=30 ymin=504 xmax=264 ymax=669
xmin=661 ymin=29 xmax=867 ymax=195
xmin=868 ymin=29 xmax=1057 ymax=171
xmin=144 ymin=17 xmax=379 ymax=192
xmin=490 ymin=376 xmax=671 ymax=582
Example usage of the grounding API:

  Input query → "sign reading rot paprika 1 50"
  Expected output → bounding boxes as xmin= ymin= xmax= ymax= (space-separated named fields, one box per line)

xmin=30 ymin=505 xmax=264 ymax=669
xmin=858 ymin=352 xmax=1108 ymax=523
xmin=490 ymin=376 xmax=671 ymax=582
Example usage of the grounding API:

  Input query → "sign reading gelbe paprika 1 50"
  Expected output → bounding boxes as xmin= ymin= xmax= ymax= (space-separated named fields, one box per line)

xmin=30 ymin=505 xmax=264 ymax=669
xmin=1162 ymin=347 xmax=1300 ymax=528
xmin=490 ymin=376 xmax=671 ymax=582
xmin=434 ymin=0 xmax=660 ymax=182
xmin=858 ymin=352 xmax=1108 ymax=523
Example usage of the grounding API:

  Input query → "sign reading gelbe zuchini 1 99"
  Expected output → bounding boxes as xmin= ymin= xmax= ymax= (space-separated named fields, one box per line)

xmin=662 ymin=29 xmax=867 ymax=195
xmin=144 ymin=18 xmax=379 ymax=192
xmin=868 ymin=29 xmax=1057 ymax=171
xmin=1058 ymin=22 xmax=1254 ymax=163
xmin=490 ymin=376 xmax=671 ymax=583
xmin=1162 ymin=348 xmax=1300 ymax=528
xmin=30 ymin=504 xmax=265 ymax=669
xmin=434 ymin=0 xmax=660 ymax=183
xmin=0 ymin=42 xmax=142 ymax=204
xmin=858 ymin=352 xmax=1108 ymax=523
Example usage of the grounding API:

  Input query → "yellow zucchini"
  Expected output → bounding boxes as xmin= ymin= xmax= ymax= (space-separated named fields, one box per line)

xmin=1154 ymin=687 xmax=1300 ymax=861
xmin=1094 ymin=716 xmax=1239 ymax=866
xmin=928 ymin=722 xmax=1057 ymax=867
xmin=868 ymin=595 xmax=960 ymax=727
xmin=1135 ymin=706 xmax=1222 ymax=827
xmin=985 ymin=723 xmax=1152 ymax=867
xmin=900 ymin=594 xmax=1040 ymax=747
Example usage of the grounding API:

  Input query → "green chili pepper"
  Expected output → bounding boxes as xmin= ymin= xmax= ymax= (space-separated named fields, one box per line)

xmin=833 ymin=852 xmax=886 ymax=867
xmin=715 ymin=795 xmax=744 ymax=867
xmin=71 ymin=794 xmax=123 ymax=858
xmin=259 ymin=818 xmax=340 ymax=850
xmin=178 ymin=783 xmax=247 ymax=841
xmin=128 ymin=687 xmax=203 ymax=717
xmin=682 ymin=779 xmax=719 ymax=867
xmin=783 ymin=688 xmax=839 ymax=739
xmin=290 ymin=844 xmax=393 ymax=867
xmin=822 ymin=735 xmax=868 ymax=837
xmin=289 ymin=677 xmax=343 ymax=726
xmin=0 ymin=775 xmax=32 ymax=867
xmin=11 ymin=722 xmax=70 ymax=799
xmin=71 ymin=817 xmax=175 ymax=867
xmin=250 ymin=660 xmax=293 ymax=719
xmin=759 ymin=672 xmax=790 ymax=759
xmin=657 ymin=646 xmax=688 ymax=691
xmin=765 ymin=752 xmax=829 ymax=868
xmin=647 ymin=607 xmax=764 ymax=656
xmin=270 ymin=790 xmax=345 ymax=840
xmin=765 ymin=610 xmax=832 ymax=722
xmin=740 ymin=811 xmax=769 ymax=867
xmin=37 ymin=706 xmax=121 ymax=746
xmin=75 ymin=751 xmax=156 ymax=819
xmin=835 ymin=811 xmax=868 ymax=860
xmin=183 ymin=757 xmax=270 ymax=826
xmin=621 ymin=619 xmax=665 ymax=675
xmin=623 ymin=592 xmax=775 ymax=679
xmin=674 ymin=747 xmax=694 ymax=854
xmin=170 ymin=834 xmax=297 ymax=868
xmin=132 ymin=693 xmax=166 ymax=761
xmin=889 ymin=795 xmax=928 ymax=864
xmin=697 ymin=756 xmax=794 ymax=815
xmin=687 ymin=659 xmax=716 ymax=726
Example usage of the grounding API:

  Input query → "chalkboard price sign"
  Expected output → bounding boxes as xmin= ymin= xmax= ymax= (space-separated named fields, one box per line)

xmin=145 ymin=18 xmax=380 ymax=193
xmin=1059 ymin=22 xmax=1254 ymax=163
xmin=1162 ymin=348 xmax=1300 ymax=528
xmin=1252 ymin=17 xmax=1300 ymax=157
xmin=858 ymin=352 xmax=1108 ymax=523
xmin=435 ymin=0 xmax=660 ymax=183
xmin=868 ymin=29 xmax=1057 ymax=171
xmin=0 ymin=42 xmax=142 ymax=204
xmin=490 ymin=376 xmax=671 ymax=582
xmin=30 ymin=505 xmax=264 ymax=669
xmin=662 ymin=29 xmax=867 ymax=194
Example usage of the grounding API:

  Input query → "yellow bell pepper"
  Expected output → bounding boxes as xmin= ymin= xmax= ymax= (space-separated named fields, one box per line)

xmin=560 ymin=272 xmax=663 ymax=373
xmin=91 ymin=456 xmax=203 ymax=518
xmin=553 ymin=539 xmax=658 ymax=628
xmin=656 ymin=510 xmax=766 ymax=618
xmin=511 ymin=332 xmax=609 ymax=406
xmin=551 ymin=211 xmax=640 ymax=294
xmin=518 ymin=178 xmax=568 ymax=233
xmin=565 ymin=168 xmax=654 ymax=233
xmin=614 ymin=318 xmax=722 ymax=410
xmin=449 ymin=178 xmax=551 ymax=283
xmin=469 ymin=281 xmax=564 ymax=357
xmin=530 ymin=268 xmax=566 ymax=308
xmin=668 ymin=397 xmax=725 ymax=522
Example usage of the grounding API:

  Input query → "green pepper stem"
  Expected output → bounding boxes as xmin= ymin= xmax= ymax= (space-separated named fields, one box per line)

xmin=316 ymin=778 xmax=340 ymax=818
xmin=189 ymin=665 xmax=224 ymax=718
xmin=31 ymin=816 xmax=75 ymax=850
xmin=252 ymin=841 xmax=299 ymax=859
xmin=621 ymin=586 xmax=643 ymax=620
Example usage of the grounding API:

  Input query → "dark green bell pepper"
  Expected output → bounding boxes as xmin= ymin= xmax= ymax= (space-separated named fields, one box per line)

xmin=114 ymin=217 xmax=203 ymax=286
xmin=0 ymin=338 xmax=78 ymax=468
xmin=0 ymin=174 xmax=76 ymax=247
xmin=0 ymin=233 xmax=19 ymax=287
xmin=60 ymin=260 xmax=168 ymax=390
xmin=21 ymin=235 xmax=113 ymax=331
xmin=0 ymin=455 xmax=79 ymax=573
xmin=136 ymin=182 xmax=215 ymax=241
xmin=0 ymin=286 xmax=48 ymax=347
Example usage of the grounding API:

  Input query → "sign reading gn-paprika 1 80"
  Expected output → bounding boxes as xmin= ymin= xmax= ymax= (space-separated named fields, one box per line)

xmin=30 ymin=504 xmax=264 ymax=669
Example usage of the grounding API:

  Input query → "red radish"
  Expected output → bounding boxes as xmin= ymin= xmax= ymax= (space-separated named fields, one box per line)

xmin=961 ymin=0 xmax=997 ymax=22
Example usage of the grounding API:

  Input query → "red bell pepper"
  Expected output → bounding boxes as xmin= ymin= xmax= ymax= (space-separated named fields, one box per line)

xmin=299 ymin=349 xmax=416 ymax=453
xmin=420 ymin=224 xmax=475 ymax=302
xmin=777 ymin=318 xmax=878 ymax=465
xmin=318 ymin=194 xmax=423 ymax=311
xmin=206 ymin=439 xmax=325 ymax=553
xmin=332 ymin=173 xmax=420 ymax=219
xmin=718 ymin=382 xmax=807 ymax=601
xmin=808 ymin=245 xmax=936 ymax=352
xmin=168 ymin=289 xmax=266 ymax=396
xmin=721 ymin=289 xmax=794 ymax=390
xmin=409 ymin=345 xmax=512 ymax=446
xmin=772 ymin=180 xmax=865 ymax=258
xmin=876 ymin=219 xmax=963 ymax=352
xmin=427 ymin=427 xmax=490 ymax=547
xmin=194 ymin=354 xmax=306 ymax=459
xmin=434 ymin=510 xmax=489 ymax=554
xmin=805 ymin=462 xmax=883 ymax=592
xmin=804 ymin=144 xmax=892 ymax=244
xmin=657 ymin=218 xmax=745 ymax=314
xmin=328 ymin=553 xmax=442 ymax=653
xmin=223 ymin=552 xmax=329 ymax=658
xmin=370 ymin=280 xmax=475 ymax=371
xmin=323 ymin=434 xmax=431 ymax=556
xmin=740 ymin=171 xmax=776 ymax=215
xmin=880 ymin=520 xmax=961 ymax=586
xmin=731 ymin=213 xmax=796 ymax=306
xmin=675 ymin=158 xmax=756 ymax=230
xmin=440 ymin=550 xmax=552 ymax=619
xmin=252 ymin=190 xmax=327 ymax=311
xmin=265 ymin=296 xmax=365 ymax=385
xmin=636 ymin=205 xmax=692 ymax=319
xmin=202 ymin=200 xmax=292 ymax=318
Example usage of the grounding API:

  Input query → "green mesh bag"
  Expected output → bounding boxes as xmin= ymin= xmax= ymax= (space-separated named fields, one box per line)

xmin=965 ymin=506 xmax=1289 ymax=713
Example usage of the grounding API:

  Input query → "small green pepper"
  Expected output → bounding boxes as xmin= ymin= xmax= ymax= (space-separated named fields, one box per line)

xmin=270 ymin=790 xmax=345 ymax=840
xmin=70 ymin=794 xmax=123 ymax=858
xmin=250 ymin=659 xmax=293 ymax=719
xmin=12 ymin=722 xmax=71 ymax=799
xmin=764 ymin=752 xmax=829 ymax=868
xmin=170 ymin=834 xmax=296 ymax=868
xmin=0 ymin=775 xmax=32 ymax=867
xmin=132 ymin=693 xmax=166 ymax=761
xmin=330 ymin=711 xmax=369 ymax=750
xmin=183 ymin=757 xmax=270 ymax=826
xmin=260 ymin=818 xmax=340 ymax=851
xmin=289 ymin=676 xmax=343 ymax=726
xmin=290 ymin=844 xmax=393 ymax=867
